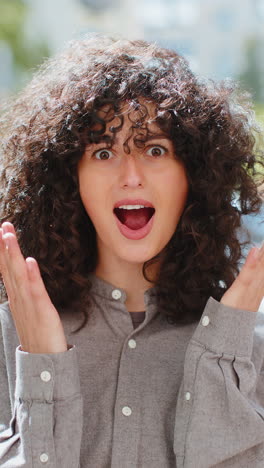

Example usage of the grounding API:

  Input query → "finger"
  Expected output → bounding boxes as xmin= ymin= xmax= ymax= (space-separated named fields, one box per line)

xmin=258 ymin=240 xmax=264 ymax=260
xmin=2 ymin=224 xmax=39 ymax=294
xmin=2 ymin=222 xmax=20 ymax=278
xmin=26 ymin=257 xmax=47 ymax=299
xmin=236 ymin=240 xmax=264 ymax=292
xmin=0 ymin=228 xmax=5 ymax=271
xmin=2 ymin=232 xmax=30 ymax=297
xmin=243 ymin=246 xmax=260 ymax=269
xmin=26 ymin=257 xmax=57 ymax=312
xmin=2 ymin=222 xmax=16 ymax=236
xmin=0 ymin=228 xmax=14 ymax=297
xmin=1 ymin=222 xmax=21 ymax=288
xmin=251 ymin=241 xmax=264 ymax=275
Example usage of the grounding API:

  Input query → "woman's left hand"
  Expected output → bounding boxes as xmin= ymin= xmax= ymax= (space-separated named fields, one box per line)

xmin=220 ymin=243 xmax=264 ymax=312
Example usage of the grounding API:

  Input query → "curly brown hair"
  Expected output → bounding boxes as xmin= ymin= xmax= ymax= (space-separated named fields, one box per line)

xmin=0 ymin=34 xmax=263 ymax=327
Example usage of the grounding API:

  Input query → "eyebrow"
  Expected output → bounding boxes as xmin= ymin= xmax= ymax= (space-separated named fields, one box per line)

xmin=142 ymin=135 xmax=171 ymax=141
xmin=85 ymin=131 xmax=173 ymax=155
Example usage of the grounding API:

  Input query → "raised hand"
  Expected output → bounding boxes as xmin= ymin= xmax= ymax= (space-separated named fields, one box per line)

xmin=0 ymin=222 xmax=68 ymax=353
xmin=221 ymin=243 xmax=264 ymax=312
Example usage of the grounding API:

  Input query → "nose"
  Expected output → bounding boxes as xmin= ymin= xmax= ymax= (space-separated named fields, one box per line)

xmin=119 ymin=154 xmax=144 ymax=188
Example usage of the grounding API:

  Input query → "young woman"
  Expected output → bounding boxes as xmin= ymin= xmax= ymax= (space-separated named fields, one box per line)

xmin=0 ymin=34 xmax=264 ymax=468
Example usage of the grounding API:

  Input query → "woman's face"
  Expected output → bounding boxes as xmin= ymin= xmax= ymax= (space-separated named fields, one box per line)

xmin=77 ymin=101 xmax=188 ymax=270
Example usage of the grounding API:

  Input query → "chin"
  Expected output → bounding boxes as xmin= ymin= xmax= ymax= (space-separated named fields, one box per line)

xmin=116 ymin=245 xmax=162 ymax=265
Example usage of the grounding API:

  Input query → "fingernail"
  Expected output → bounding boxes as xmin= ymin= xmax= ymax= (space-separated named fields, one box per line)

xmin=26 ymin=258 xmax=35 ymax=273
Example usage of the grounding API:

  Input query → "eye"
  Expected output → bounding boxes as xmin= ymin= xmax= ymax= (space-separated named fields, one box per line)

xmin=94 ymin=148 xmax=114 ymax=160
xmin=146 ymin=145 xmax=167 ymax=157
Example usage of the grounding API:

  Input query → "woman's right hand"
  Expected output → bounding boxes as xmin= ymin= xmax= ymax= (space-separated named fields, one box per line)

xmin=0 ymin=222 xmax=68 ymax=353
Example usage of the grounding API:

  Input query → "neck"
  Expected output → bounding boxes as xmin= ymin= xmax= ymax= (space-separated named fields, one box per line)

xmin=95 ymin=258 xmax=158 ymax=312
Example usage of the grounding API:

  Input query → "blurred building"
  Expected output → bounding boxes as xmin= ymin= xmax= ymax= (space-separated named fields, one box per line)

xmin=139 ymin=0 xmax=264 ymax=81
xmin=27 ymin=0 xmax=264 ymax=80
xmin=1 ymin=0 xmax=264 ymax=98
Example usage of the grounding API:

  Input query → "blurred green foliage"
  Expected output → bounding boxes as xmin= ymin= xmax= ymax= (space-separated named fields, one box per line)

xmin=238 ymin=38 xmax=264 ymax=104
xmin=0 ymin=0 xmax=50 ymax=85
xmin=237 ymin=38 xmax=264 ymax=158
xmin=255 ymin=103 xmax=264 ymax=127
xmin=254 ymin=104 xmax=264 ymax=179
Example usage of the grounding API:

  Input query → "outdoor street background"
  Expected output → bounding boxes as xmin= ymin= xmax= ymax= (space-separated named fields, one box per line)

xmin=0 ymin=0 xmax=263 ymax=253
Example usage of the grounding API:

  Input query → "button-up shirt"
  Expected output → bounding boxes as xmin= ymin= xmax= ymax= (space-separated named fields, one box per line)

xmin=1 ymin=273 xmax=264 ymax=467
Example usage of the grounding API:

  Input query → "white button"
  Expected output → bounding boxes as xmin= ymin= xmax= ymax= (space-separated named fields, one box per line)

xmin=40 ymin=371 xmax=51 ymax=382
xmin=112 ymin=289 xmax=122 ymax=300
xmin=185 ymin=392 xmax=191 ymax=401
xmin=128 ymin=339 xmax=137 ymax=349
xmin=122 ymin=406 xmax=132 ymax=416
xmin=202 ymin=315 xmax=210 ymax=327
xmin=40 ymin=453 xmax=49 ymax=463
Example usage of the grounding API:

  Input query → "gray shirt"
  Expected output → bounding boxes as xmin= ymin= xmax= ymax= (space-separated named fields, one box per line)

xmin=0 ymin=273 xmax=264 ymax=468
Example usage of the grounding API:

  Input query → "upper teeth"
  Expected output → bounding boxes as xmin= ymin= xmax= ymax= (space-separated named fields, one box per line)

xmin=118 ymin=205 xmax=147 ymax=210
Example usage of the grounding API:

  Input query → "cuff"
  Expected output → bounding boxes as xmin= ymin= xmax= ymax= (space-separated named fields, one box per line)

xmin=15 ymin=345 xmax=81 ymax=402
xmin=191 ymin=297 xmax=258 ymax=357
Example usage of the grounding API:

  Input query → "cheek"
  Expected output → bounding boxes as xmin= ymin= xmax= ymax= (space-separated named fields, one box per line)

xmin=78 ymin=170 xmax=110 ymax=230
xmin=165 ymin=169 xmax=189 ymax=214
xmin=79 ymin=186 xmax=98 ymax=222
xmin=78 ymin=168 xmax=96 ymax=217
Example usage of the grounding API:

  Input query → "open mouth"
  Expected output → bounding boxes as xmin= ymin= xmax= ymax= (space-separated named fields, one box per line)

xmin=113 ymin=207 xmax=155 ymax=231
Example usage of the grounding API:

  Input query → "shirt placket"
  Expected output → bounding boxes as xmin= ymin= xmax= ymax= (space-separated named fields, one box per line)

xmin=110 ymin=332 xmax=142 ymax=468
xmin=108 ymin=287 xmax=155 ymax=467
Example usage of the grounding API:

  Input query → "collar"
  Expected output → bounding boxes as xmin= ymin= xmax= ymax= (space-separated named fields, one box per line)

xmin=87 ymin=272 xmax=158 ymax=309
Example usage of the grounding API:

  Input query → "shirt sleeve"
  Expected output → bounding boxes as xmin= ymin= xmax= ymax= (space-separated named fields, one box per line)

xmin=0 ymin=345 xmax=83 ymax=468
xmin=174 ymin=297 xmax=264 ymax=468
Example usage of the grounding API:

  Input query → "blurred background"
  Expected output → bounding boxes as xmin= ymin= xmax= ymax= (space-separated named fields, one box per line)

xmin=0 ymin=0 xmax=264 ymax=124
xmin=0 ymin=0 xmax=263 ymax=252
